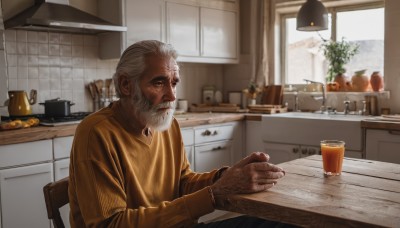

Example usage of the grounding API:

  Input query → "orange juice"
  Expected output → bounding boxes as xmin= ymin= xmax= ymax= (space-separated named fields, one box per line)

xmin=321 ymin=140 xmax=345 ymax=176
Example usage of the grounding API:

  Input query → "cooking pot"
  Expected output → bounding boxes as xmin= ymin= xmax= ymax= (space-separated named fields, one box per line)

xmin=39 ymin=98 xmax=75 ymax=117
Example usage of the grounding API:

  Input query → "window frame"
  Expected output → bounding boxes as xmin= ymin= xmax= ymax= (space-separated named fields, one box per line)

xmin=276 ymin=1 xmax=385 ymax=85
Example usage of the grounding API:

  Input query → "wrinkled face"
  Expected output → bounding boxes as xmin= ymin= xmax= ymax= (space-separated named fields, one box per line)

xmin=131 ymin=54 xmax=180 ymax=131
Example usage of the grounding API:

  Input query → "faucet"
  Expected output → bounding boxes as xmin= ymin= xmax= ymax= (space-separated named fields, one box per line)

xmin=304 ymin=79 xmax=326 ymax=112
xmin=343 ymin=100 xmax=351 ymax=114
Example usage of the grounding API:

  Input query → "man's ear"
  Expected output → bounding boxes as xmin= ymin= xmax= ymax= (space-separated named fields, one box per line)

xmin=118 ymin=74 xmax=132 ymax=96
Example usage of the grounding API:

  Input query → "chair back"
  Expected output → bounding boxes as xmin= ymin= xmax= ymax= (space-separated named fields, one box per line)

xmin=43 ymin=177 xmax=69 ymax=228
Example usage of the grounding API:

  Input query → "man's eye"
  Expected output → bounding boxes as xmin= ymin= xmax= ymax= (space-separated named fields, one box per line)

xmin=154 ymin=81 xmax=164 ymax=87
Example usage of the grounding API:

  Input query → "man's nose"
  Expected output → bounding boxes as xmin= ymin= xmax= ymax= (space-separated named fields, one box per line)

xmin=163 ymin=83 xmax=176 ymax=102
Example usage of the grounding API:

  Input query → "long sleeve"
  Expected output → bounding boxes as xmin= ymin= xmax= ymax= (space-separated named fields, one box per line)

xmin=69 ymin=108 xmax=217 ymax=227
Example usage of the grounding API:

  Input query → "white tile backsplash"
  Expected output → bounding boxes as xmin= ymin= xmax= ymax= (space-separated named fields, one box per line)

xmin=27 ymin=31 xmax=38 ymax=43
xmin=2 ymin=29 xmax=224 ymax=113
xmin=38 ymin=32 xmax=48 ymax=43
xmin=16 ymin=30 xmax=27 ymax=42
xmin=49 ymin=33 xmax=60 ymax=44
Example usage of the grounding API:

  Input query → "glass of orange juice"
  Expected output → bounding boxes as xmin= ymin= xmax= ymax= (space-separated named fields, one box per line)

xmin=321 ymin=140 xmax=345 ymax=176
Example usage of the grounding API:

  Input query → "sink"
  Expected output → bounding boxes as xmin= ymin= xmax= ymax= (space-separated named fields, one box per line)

xmin=273 ymin=112 xmax=369 ymax=121
xmin=262 ymin=112 xmax=368 ymax=151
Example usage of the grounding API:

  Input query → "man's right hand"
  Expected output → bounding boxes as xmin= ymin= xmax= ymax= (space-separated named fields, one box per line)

xmin=210 ymin=152 xmax=285 ymax=195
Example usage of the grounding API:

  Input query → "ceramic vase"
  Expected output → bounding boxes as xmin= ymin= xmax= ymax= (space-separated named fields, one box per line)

xmin=370 ymin=71 xmax=384 ymax=92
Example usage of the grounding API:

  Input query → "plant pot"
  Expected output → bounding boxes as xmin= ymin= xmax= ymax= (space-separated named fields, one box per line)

xmin=334 ymin=73 xmax=349 ymax=91
xmin=370 ymin=71 xmax=384 ymax=92
xmin=326 ymin=82 xmax=339 ymax=92
xmin=351 ymin=70 xmax=369 ymax=92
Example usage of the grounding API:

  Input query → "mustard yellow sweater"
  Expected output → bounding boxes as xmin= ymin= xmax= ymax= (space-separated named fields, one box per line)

xmin=69 ymin=104 xmax=218 ymax=227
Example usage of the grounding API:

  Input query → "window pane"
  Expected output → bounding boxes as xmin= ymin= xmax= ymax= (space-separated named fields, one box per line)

xmin=336 ymin=8 xmax=384 ymax=77
xmin=286 ymin=17 xmax=331 ymax=84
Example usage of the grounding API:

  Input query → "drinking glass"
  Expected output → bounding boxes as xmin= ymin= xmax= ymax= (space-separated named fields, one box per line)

xmin=321 ymin=140 xmax=345 ymax=176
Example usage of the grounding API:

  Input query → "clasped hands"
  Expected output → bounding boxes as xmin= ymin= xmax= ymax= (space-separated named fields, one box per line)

xmin=211 ymin=152 xmax=285 ymax=195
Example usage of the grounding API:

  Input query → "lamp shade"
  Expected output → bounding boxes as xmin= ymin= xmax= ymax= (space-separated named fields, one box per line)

xmin=296 ymin=0 xmax=328 ymax=31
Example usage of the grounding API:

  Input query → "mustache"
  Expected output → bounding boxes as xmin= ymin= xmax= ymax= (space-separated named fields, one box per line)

xmin=152 ymin=102 xmax=175 ymax=110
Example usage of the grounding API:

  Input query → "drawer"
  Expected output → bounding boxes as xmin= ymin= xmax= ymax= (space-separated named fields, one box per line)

xmin=195 ymin=124 xmax=235 ymax=144
xmin=0 ymin=140 xmax=52 ymax=168
xmin=181 ymin=128 xmax=194 ymax=146
xmin=54 ymin=136 xmax=74 ymax=160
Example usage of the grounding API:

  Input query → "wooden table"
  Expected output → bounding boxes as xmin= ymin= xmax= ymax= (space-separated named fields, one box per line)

xmin=215 ymin=155 xmax=400 ymax=227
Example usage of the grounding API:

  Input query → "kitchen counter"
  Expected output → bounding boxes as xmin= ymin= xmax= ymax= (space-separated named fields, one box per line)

xmin=361 ymin=119 xmax=400 ymax=131
xmin=0 ymin=112 xmax=248 ymax=146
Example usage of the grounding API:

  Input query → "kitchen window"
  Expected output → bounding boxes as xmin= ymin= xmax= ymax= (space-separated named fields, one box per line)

xmin=280 ymin=2 xmax=384 ymax=85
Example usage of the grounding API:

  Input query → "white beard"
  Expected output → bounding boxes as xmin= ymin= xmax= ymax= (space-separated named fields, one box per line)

xmin=131 ymin=86 xmax=176 ymax=132
xmin=143 ymin=102 xmax=175 ymax=131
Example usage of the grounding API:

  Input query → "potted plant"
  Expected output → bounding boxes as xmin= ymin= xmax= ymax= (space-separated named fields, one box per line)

xmin=242 ymin=81 xmax=262 ymax=105
xmin=321 ymin=38 xmax=359 ymax=90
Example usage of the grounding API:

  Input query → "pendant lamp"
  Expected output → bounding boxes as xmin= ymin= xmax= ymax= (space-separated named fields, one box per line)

xmin=296 ymin=0 xmax=328 ymax=31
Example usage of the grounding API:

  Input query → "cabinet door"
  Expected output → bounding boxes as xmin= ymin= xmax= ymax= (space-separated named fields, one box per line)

xmin=264 ymin=142 xmax=301 ymax=164
xmin=195 ymin=140 xmax=232 ymax=172
xmin=166 ymin=2 xmax=200 ymax=56
xmin=126 ymin=0 xmax=164 ymax=46
xmin=0 ymin=163 xmax=53 ymax=228
xmin=245 ymin=120 xmax=264 ymax=156
xmin=54 ymin=159 xmax=71 ymax=228
xmin=366 ymin=129 xmax=400 ymax=163
xmin=201 ymin=8 xmax=237 ymax=58
xmin=184 ymin=146 xmax=194 ymax=171
xmin=53 ymin=136 xmax=74 ymax=160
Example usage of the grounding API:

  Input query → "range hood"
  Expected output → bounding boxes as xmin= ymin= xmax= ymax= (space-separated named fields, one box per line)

xmin=4 ymin=0 xmax=127 ymax=34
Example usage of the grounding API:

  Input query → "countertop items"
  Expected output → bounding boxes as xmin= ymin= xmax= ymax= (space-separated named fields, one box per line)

xmin=215 ymin=155 xmax=400 ymax=227
xmin=0 ymin=113 xmax=246 ymax=146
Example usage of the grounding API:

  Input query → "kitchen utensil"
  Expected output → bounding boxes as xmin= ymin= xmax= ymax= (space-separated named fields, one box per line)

xmin=105 ymin=78 xmax=113 ymax=98
xmin=7 ymin=90 xmax=37 ymax=116
xmin=94 ymin=79 xmax=104 ymax=97
xmin=39 ymin=98 xmax=75 ymax=117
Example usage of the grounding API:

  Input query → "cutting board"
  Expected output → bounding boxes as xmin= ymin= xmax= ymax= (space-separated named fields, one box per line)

xmin=190 ymin=103 xmax=244 ymax=113
xmin=248 ymin=105 xmax=288 ymax=114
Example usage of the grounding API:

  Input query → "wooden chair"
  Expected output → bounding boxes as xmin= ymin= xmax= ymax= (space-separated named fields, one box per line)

xmin=43 ymin=177 xmax=69 ymax=228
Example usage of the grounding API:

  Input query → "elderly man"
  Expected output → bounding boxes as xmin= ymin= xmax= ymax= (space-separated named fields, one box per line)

xmin=69 ymin=40 xmax=286 ymax=227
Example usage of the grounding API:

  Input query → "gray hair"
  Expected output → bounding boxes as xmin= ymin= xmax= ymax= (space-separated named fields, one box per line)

xmin=112 ymin=40 xmax=178 ymax=97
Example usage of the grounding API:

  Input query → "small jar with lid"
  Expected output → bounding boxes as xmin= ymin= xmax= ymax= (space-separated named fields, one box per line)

xmin=202 ymin=86 xmax=215 ymax=105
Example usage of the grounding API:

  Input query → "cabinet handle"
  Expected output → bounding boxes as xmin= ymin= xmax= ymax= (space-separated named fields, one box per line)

xmin=202 ymin=130 xmax=211 ymax=136
xmin=212 ymin=130 xmax=218 ymax=136
xmin=212 ymin=146 xmax=226 ymax=151
xmin=308 ymin=148 xmax=316 ymax=155
xmin=292 ymin=148 xmax=299 ymax=154
xmin=389 ymin=130 xmax=400 ymax=135
xmin=301 ymin=148 xmax=308 ymax=155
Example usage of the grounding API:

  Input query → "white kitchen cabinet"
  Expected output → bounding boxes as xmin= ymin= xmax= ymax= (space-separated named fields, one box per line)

xmin=194 ymin=140 xmax=233 ymax=172
xmin=99 ymin=0 xmax=164 ymax=59
xmin=366 ymin=129 xmax=400 ymax=164
xmin=166 ymin=2 xmax=200 ymax=57
xmin=263 ymin=142 xmax=319 ymax=164
xmin=54 ymin=159 xmax=70 ymax=228
xmin=125 ymin=0 xmax=164 ymax=46
xmin=245 ymin=120 xmax=264 ymax=156
xmin=53 ymin=136 xmax=74 ymax=228
xmin=0 ymin=140 xmax=53 ymax=228
xmin=166 ymin=1 xmax=238 ymax=63
xmin=181 ymin=127 xmax=195 ymax=168
xmin=201 ymin=8 xmax=237 ymax=59
xmin=0 ymin=163 xmax=53 ymax=228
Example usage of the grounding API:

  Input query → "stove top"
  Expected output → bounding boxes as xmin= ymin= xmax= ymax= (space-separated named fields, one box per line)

xmin=38 ymin=112 xmax=91 ymax=126
xmin=2 ymin=112 xmax=92 ymax=126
